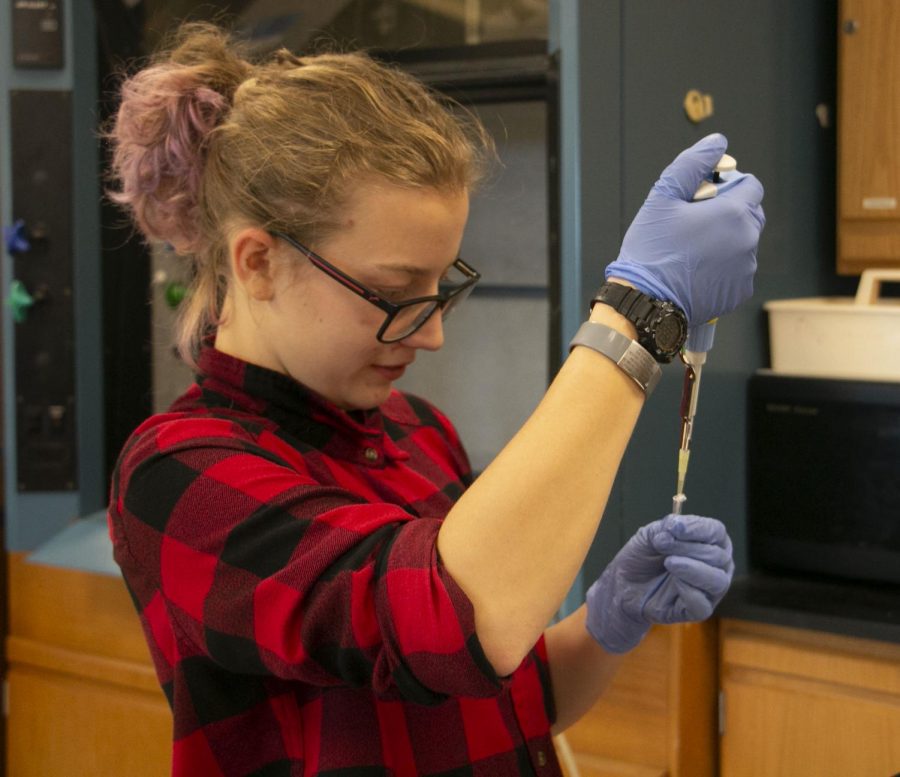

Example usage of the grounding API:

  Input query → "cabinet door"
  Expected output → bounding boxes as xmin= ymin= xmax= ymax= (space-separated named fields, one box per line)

xmin=839 ymin=0 xmax=900 ymax=220
xmin=6 ymin=554 xmax=172 ymax=776
xmin=6 ymin=667 xmax=171 ymax=777
xmin=721 ymin=678 xmax=900 ymax=776
xmin=838 ymin=0 xmax=900 ymax=269
xmin=563 ymin=623 xmax=718 ymax=777
xmin=720 ymin=620 xmax=900 ymax=777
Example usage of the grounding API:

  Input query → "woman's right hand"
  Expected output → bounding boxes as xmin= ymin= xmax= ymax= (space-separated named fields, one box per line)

xmin=604 ymin=133 xmax=766 ymax=327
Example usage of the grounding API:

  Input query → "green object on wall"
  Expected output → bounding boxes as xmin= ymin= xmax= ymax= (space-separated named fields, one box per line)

xmin=7 ymin=279 xmax=35 ymax=323
xmin=164 ymin=281 xmax=188 ymax=309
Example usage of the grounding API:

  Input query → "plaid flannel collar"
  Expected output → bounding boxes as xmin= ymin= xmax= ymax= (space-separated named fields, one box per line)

xmin=193 ymin=347 xmax=418 ymax=460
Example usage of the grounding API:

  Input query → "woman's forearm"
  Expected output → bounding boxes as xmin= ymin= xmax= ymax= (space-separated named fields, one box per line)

xmin=544 ymin=606 xmax=624 ymax=733
xmin=436 ymin=304 xmax=643 ymax=676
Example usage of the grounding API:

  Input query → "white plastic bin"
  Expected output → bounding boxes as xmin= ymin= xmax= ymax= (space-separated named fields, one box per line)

xmin=764 ymin=268 xmax=900 ymax=382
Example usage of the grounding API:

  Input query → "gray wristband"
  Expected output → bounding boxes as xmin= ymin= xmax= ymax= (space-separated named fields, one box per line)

xmin=569 ymin=321 xmax=662 ymax=396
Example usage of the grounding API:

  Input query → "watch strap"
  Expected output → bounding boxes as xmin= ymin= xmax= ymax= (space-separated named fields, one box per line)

xmin=592 ymin=281 xmax=637 ymax=311
xmin=569 ymin=321 xmax=662 ymax=396
xmin=591 ymin=282 xmax=687 ymax=364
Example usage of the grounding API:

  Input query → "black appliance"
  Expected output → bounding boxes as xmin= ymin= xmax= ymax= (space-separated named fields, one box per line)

xmin=747 ymin=372 xmax=900 ymax=587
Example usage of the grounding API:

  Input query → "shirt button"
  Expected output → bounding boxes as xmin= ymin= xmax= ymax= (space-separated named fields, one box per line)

xmin=364 ymin=447 xmax=379 ymax=462
xmin=536 ymin=750 xmax=547 ymax=767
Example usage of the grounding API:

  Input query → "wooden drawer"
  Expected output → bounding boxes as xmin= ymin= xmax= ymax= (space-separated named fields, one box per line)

xmin=720 ymin=619 xmax=900 ymax=777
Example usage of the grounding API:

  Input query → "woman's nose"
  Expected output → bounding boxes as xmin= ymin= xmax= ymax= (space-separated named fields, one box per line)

xmin=401 ymin=310 xmax=444 ymax=351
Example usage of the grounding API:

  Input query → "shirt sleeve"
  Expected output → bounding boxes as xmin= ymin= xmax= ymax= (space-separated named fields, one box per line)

xmin=109 ymin=418 xmax=504 ymax=705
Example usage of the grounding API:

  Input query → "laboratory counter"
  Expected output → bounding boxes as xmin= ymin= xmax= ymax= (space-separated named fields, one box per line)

xmin=718 ymin=571 xmax=900 ymax=645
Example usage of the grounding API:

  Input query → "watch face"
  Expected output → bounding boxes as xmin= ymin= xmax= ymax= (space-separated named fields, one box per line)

xmin=656 ymin=313 xmax=687 ymax=354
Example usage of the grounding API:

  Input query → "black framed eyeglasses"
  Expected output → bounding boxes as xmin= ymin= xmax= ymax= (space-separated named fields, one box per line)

xmin=270 ymin=231 xmax=481 ymax=343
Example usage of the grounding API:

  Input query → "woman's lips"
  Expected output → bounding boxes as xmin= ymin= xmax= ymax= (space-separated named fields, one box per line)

xmin=373 ymin=364 xmax=407 ymax=380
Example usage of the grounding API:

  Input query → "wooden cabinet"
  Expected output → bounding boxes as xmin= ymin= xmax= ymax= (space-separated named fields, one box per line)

xmin=5 ymin=553 xmax=170 ymax=777
xmin=561 ymin=622 xmax=718 ymax=777
xmin=838 ymin=0 xmax=900 ymax=273
xmin=719 ymin=619 xmax=900 ymax=777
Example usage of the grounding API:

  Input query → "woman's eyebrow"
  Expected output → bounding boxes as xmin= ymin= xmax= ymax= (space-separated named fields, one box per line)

xmin=373 ymin=260 xmax=455 ymax=277
xmin=374 ymin=263 xmax=426 ymax=277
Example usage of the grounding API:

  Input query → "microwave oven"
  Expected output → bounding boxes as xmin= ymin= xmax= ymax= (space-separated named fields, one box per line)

xmin=747 ymin=372 xmax=900 ymax=586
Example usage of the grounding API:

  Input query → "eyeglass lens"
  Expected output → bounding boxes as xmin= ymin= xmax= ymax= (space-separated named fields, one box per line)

xmin=381 ymin=265 xmax=476 ymax=342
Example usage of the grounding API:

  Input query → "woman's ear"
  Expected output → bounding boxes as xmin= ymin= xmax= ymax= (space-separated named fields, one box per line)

xmin=231 ymin=228 xmax=279 ymax=301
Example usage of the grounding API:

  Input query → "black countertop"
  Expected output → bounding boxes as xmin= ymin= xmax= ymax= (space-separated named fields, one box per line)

xmin=718 ymin=572 xmax=900 ymax=645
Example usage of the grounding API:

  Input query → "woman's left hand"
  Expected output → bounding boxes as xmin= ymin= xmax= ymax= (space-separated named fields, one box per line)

xmin=584 ymin=514 xmax=734 ymax=654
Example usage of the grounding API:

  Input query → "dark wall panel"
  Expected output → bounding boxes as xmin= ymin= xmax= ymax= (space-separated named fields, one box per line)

xmin=583 ymin=0 xmax=842 ymax=579
xmin=10 ymin=90 xmax=77 ymax=491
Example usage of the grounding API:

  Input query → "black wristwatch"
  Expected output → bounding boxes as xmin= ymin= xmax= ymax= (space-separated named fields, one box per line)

xmin=591 ymin=282 xmax=687 ymax=363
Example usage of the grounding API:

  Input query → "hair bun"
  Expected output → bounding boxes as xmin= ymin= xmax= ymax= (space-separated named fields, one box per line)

xmin=106 ymin=24 xmax=251 ymax=253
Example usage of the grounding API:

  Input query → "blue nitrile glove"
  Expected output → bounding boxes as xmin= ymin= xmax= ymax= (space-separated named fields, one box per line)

xmin=585 ymin=514 xmax=735 ymax=654
xmin=604 ymin=133 xmax=766 ymax=327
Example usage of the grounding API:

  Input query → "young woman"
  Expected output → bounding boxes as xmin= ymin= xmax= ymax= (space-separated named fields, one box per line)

xmin=106 ymin=23 xmax=764 ymax=777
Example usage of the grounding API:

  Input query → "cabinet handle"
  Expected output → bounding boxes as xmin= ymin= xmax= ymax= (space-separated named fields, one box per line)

xmin=843 ymin=18 xmax=859 ymax=34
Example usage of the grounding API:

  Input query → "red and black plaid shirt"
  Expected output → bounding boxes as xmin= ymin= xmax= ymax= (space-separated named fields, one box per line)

xmin=108 ymin=348 xmax=561 ymax=776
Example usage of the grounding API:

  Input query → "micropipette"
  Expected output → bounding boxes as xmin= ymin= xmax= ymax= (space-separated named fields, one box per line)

xmin=672 ymin=320 xmax=716 ymax=513
xmin=671 ymin=152 xmax=736 ymax=514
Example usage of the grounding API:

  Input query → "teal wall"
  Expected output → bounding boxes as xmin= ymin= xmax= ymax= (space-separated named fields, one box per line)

xmin=553 ymin=1 xmax=853 ymax=588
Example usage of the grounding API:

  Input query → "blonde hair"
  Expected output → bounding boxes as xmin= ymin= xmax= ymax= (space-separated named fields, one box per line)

xmin=105 ymin=23 xmax=493 ymax=366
